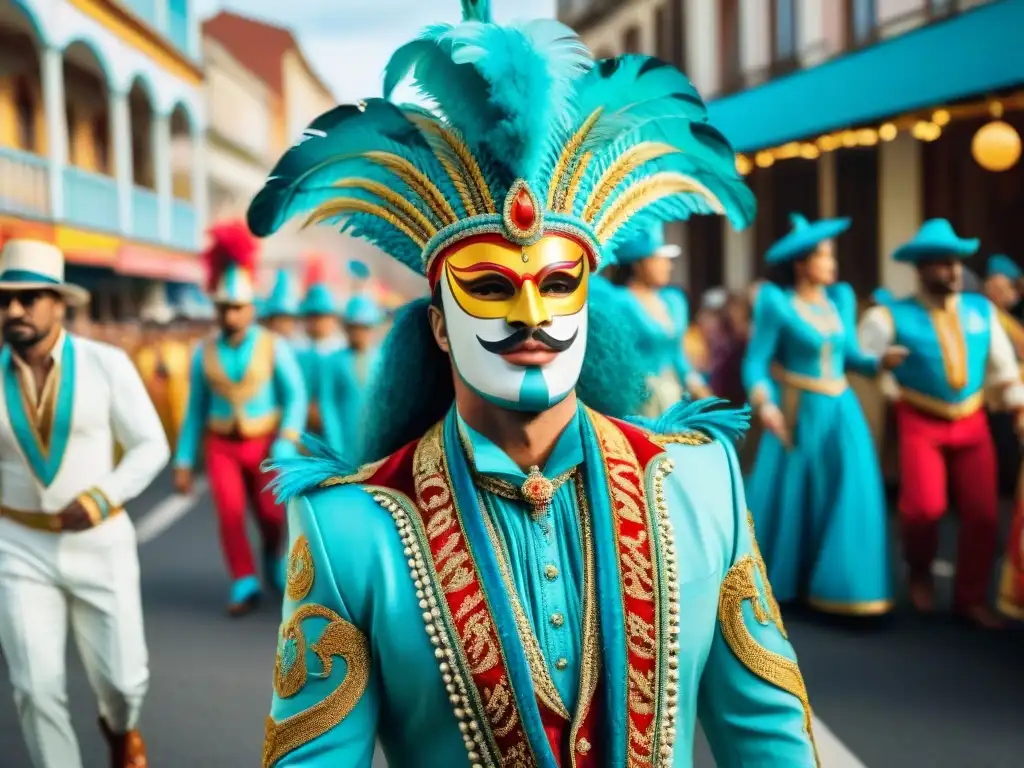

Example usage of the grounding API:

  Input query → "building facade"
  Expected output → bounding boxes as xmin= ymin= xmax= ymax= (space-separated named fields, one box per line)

xmin=561 ymin=0 xmax=1024 ymax=301
xmin=201 ymin=11 xmax=340 ymax=293
xmin=0 ymin=0 xmax=207 ymax=318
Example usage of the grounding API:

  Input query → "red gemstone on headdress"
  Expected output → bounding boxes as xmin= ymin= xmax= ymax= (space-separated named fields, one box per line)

xmin=510 ymin=187 xmax=536 ymax=231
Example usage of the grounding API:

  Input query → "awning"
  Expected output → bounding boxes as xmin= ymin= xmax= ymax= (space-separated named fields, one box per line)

xmin=707 ymin=0 xmax=1024 ymax=152
xmin=117 ymin=243 xmax=204 ymax=283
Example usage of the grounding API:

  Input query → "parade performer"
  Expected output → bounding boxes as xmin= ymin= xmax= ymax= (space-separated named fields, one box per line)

xmin=607 ymin=225 xmax=711 ymax=415
xmin=251 ymin=3 xmax=819 ymax=765
xmin=859 ymin=219 xmax=1024 ymax=628
xmin=983 ymin=254 xmax=1024 ymax=495
xmin=261 ymin=268 xmax=303 ymax=342
xmin=299 ymin=281 xmax=358 ymax=454
xmin=0 ymin=240 xmax=169 ymax=768
xmin=341 ymin=260 xmax=385 ymax=389
xmin=174 ymin=222 xmax=307 ymax=616
xmin=135 ymin=285 xmax=191 ymax=452
xmin=743 ymin=213 xmax=906 ymax=615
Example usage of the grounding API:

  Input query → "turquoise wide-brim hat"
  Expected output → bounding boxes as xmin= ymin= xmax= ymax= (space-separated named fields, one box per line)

xmin=765 ymin=213 xmax=851 ymax=265
xmin=261 ymin=269 xmax=301 ymax=317
xmin=612 ymin=224 xmax=681 ymax=266
xmin=300 ymin=283 xmax=339 ymax=316
xmin=892 ymin=218 xmax=979 ymax=263
xmin=987 ymin=253 xmax=1022 ymax=280
xmin=344 ymin=294 xmax=386 ymax=326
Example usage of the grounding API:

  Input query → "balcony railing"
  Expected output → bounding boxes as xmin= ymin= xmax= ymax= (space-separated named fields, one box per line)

xmin=132 ymin=186 xmax=160 ymax=241
xmin=63 ymin=167 xmax=119 ymax=233
xmin=0 ymin=147 xmax=50 ymax=220
xmin=171 ymin=199 xmax=197 ymax=250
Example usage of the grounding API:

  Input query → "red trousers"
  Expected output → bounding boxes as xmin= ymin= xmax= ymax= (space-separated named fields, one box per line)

xmin=896 ymin=403 xmax=997 ymax=608
xmin=205 ymin=433 xmax=285 ymax=581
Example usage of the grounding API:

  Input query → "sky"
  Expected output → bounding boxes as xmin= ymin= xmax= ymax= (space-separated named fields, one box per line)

xmin=193 ymin=0 xmax=558 ymax=103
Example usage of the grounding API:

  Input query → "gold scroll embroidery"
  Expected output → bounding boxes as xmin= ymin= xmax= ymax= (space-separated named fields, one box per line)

xmin=747 ymin=511 xmax=787 ymax=638
xmin=265 ymin=604 xmax=371 ymax=767
xmin=319 ymin=457 xmax=387 ymax=488
xmin=718 ymin=557 xmax=819 ymax=766
xmin=285 ymin=535 xmax=314 ymax=602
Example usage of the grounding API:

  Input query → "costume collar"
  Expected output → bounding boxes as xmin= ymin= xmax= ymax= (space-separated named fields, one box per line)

xmin=455 ymin=405 xmax=584 ymax=484
xmin=310 ymin=334 xmax=346 ymax=353
xmin=219 ymin=324 xmax=258 ymax=348
xmin=6 ymin=329 xmax=66 ymax=370
xmin=917 ymin=291 xmax=959 ymax=312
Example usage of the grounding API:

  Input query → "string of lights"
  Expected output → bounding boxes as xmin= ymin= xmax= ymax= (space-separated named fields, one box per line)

xmin=735 ymin=92 xmax=1024 ymax=175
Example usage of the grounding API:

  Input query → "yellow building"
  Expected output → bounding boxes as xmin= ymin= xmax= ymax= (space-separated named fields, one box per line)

xmin=201 ymin=11 xmax=340 ymax=293
xmin=0 ymin=0 xmax=206 ymax=319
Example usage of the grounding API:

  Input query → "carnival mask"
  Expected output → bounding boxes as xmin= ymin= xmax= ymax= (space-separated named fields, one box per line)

xmin=439 ymin=234 xmax=590 ymax=411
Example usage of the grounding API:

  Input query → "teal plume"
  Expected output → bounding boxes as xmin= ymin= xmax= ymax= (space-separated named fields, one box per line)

xmin=628 ymin=397 xmax=751 ymax=445
xmin=246 ymin=1 xmax=754 ymax=280
xmin=347 ymin=260 xmax=371 ymax=280
xmin=460 ymin=0 xmax=491 ymax=22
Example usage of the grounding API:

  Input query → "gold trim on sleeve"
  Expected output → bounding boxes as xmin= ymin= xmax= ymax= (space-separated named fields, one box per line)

xmin=285 ymin=535 xmax=315 ymax=601
xmin=718 ymin=556 xmax=819 ymax=766
xmin=318 ymin=457 xmax=388 ymax=488
xmin=265 ymin=604 xmax=371 ymax=767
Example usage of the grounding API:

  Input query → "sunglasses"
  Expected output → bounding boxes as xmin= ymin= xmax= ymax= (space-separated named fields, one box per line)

xmin=0 ymin=290 xmax=52 ymax=310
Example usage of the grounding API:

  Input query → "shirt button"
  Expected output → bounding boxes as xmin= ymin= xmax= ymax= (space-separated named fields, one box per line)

xmin=550 ymin=612 xmax=564 ymax=628
xmin=544 ymin=564 xmax=559 ymax=580
xmin=555 ymin=657 xmax=568 ymax=671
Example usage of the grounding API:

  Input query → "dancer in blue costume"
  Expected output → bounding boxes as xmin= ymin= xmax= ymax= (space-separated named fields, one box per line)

xmin=341 ymin=260 xmax=385 ymax=393
xmin=604 ymin=224 xmax=711 ymax=416
xmin=298 ymin=282 xmax=359 ymax=455
xmin=744 ymin=213 xmax=908 ymax=616
xmin=250 ymin=2 xmax=818 ymax=765
xmin=261 ymin=269 xmax=304 ymax=349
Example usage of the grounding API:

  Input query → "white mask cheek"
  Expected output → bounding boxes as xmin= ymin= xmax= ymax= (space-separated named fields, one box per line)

xmin=439 ymin=278 xmax=526 ymax=403
xmin=540 ymin=306 xmax=587 ymax=403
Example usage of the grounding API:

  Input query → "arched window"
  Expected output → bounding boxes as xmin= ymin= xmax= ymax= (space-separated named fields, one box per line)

xmin=14 ymin=77 xmax=36 ymax=153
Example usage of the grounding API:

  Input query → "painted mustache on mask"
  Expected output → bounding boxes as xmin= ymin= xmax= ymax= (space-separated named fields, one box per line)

xmin=477 ymin=327 xmax=578 ymax=354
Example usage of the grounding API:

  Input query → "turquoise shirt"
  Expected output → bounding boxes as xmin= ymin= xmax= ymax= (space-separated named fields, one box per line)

xmin=175 ymin=326 xmax=307 ymax=468
xmin=301 ymin=337 xmax=359 ymax=455
xmin=457 ymin=411 xmax=585 ymax=709
xmin=887 ymin=293 xmax=992 ymax=404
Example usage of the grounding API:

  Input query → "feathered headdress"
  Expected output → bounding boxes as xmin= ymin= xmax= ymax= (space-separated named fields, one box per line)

xmin=203 ymin=221 xmax=259 ymax=303
xmin=247 ymin=1 xmax=753 ymax=287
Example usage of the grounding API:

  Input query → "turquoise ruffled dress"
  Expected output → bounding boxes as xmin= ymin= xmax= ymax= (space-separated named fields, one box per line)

xmin=743 ymin=282 xmax=893 ymax=614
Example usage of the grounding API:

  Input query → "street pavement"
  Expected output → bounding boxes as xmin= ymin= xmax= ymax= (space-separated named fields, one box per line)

xmin=1 ymin=471 xmax=1023 ymax=767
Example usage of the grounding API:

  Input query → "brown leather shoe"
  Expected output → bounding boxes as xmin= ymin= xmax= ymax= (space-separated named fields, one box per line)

xmin=99 ymin=717 xmax=148 ymax=767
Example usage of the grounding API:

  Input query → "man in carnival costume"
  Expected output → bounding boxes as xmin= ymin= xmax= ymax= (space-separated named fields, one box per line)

xmin=860 ymin=220 xmax=1024 ymax=629
xmin=254 ymin=2 xmax=819 ymax=765
xmin=342 ymin=260 xmax=386 ymax=387
xmin=299 ymin=280 xmax=358 ymax=454
xmin=174 ymin=222 xmax=307 ymax=616
xmin=261 ymin=268 xmax=304 ymax=344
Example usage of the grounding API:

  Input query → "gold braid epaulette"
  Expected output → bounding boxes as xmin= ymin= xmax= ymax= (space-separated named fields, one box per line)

xmin=317 ymin=458 xmax=387 ymax=489
xmin=647 ymin=429 xmax=714 ymax=447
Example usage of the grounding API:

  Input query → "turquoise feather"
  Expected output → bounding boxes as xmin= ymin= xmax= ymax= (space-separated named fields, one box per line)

xmin=247 ymin=2 xmax=756 ymax=277
xmin=460 ymin=0 xmax=490 ymax=22
xmin=628 ymin=397 xmax=752 ymax=444
xmin=263 ymin=434 xmax=359 ymax=504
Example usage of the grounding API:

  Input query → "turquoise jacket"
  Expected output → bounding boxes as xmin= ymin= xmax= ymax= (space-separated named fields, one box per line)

xmin=743 ymin=282 xmax=879 ymax=407
xmin=621 ymin=286 xmax=702 ymax=387
xmin=299 ymin=337 xmax=359 ymax=455
xmin=174 ymin=326 xmax=307 ymax=468
xmin=886 ymin=293 xmax=992 ymax=406
xmin=263 ymin=401 xmax=818 ymax=767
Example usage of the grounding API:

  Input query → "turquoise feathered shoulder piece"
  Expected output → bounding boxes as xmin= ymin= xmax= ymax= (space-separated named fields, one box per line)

xmin=263 ymin=434 xmax=361 ymax=505
xmin=246 ymin=0 xmax=754 ymax=281
xmin=628 ymin=397 xmax=751 ymax=445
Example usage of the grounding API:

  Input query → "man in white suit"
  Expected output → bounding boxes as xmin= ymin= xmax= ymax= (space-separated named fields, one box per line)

xmin=0 ymin=240 xmax=170 ymax=767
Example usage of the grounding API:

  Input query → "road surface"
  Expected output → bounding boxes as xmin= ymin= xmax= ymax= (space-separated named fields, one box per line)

xmin=0 ymin=471 xmax=1021 ymax=767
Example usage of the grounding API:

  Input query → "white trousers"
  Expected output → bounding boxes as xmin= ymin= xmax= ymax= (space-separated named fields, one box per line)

xmin=0 ymin=513 xmax=149 ymax=768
